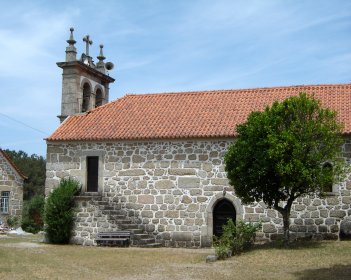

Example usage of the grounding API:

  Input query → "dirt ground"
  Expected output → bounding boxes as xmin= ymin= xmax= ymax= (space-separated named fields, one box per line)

xmin=0 ymin=234 xmax=351 ymax=280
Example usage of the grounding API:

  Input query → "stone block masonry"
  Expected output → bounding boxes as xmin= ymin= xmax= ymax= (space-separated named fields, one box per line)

xmin=0 ymin=153 xmax=24 ymax=222
xmin=45 ymin=138 xmax=351 ymax=247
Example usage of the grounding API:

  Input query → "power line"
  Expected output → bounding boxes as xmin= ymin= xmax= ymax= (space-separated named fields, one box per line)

xmin=0 ymin=112 xmax=48 ymax=135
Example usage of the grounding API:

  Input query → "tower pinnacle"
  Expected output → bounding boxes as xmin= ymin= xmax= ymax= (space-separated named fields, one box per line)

xmin=65 ymin=27 xmax=77 ymax=62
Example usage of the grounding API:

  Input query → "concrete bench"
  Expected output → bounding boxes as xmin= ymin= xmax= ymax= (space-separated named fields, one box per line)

xmin=96 ymin=231 xmax=131 ymax=247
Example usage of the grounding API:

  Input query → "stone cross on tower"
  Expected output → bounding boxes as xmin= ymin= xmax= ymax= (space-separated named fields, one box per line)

xmin=83 ymin=35 xmax=93 ymax=56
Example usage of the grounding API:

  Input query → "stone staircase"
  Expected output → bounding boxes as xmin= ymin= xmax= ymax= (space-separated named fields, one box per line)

xmin=91 ymin=195 xmax=161 ymax=247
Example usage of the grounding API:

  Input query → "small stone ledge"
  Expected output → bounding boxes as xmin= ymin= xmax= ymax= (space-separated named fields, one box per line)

xmin=75 ymin=192 xmax=102 ymax=200
xmin=324 ymin=192 xmax=338 ymax=197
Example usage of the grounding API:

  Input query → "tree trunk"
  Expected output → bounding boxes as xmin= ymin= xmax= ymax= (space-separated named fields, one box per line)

xmin=282 ymin=211 xmax=290 ymax=248
xmin=274 ymin=198 xmax=293 ymax=248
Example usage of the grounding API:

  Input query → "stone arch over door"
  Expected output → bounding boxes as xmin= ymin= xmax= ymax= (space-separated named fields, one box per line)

xmin=213 ymin=199 xmax=236 ymax=237
xmin=202 ymin=192 xmax=243 ymax=247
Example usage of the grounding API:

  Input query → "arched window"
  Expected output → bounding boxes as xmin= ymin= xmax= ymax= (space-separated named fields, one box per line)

xmin=322 ymin=162 xmax=333 ymax=193
xmin=95 ymin=88 xmax=104 ymax=108
xmin=82 ymin=83 xmax=91 ymax=112
xmin=213 ymin=199 xmax=236 ymax=237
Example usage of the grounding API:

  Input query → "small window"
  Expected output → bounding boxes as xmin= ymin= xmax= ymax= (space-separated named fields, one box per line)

xmin=87 ymin=156 xmax=99 ymax=192
xmin=322 ymin=162 xmax=333 ymax=193
xmin=0 ymin=191 xmax=10 ymax=213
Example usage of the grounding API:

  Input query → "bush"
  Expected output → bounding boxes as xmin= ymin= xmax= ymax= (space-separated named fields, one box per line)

xmin=21 ymin=195 xmax=45 ymax=233
xmin=214 ymin=219 xmax=261 ymax=259
xmin=44 ymin=178 xmax=80 ymax=244
xmin=6 ymin=215 xmax=20 ymax=228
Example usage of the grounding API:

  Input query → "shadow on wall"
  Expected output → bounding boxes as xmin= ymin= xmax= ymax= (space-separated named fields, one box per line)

xmin=292 ymin=264 xmax=351 ymax=280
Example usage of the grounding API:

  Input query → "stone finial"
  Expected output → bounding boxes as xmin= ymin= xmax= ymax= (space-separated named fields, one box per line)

xmin=67 ymin=27 xmax=76 ymax=45
xmin=83 ymin=35 xmax=93 ymax=57
xmin=65 ymin=27 xmax=77 ymax=62
xmin=96 ymin=44 xmax=106 ymax=74
xmin=97 ymin=44 xmax=106 ymax=62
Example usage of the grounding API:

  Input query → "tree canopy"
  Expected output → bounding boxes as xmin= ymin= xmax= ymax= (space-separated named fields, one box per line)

xmin=4 ymin=149 xmax=46 ymax=200
xmin=224 ymin=93 xmax=347 ymax=245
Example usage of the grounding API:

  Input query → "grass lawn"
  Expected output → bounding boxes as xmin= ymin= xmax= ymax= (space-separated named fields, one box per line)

xmin=0 ymin=234 xmax=350 ymax=280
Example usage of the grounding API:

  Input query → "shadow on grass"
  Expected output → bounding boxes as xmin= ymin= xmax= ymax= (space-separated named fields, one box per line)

xmin=291 ymin=264 xmax=351 ymax=280
xmin=253 ymin=239 xmax=323 ymax=251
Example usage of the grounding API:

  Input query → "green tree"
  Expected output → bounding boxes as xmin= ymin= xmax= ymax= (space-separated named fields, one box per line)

xmin=4 ymin=149 xmax=46 ymax=200
xmin=45 ymin=178 xmax=80 ymax=244
xmin=224 ymin=93 xmax=347 ymax=246
xmin=22 ymin=195 xmax=45 ymax=233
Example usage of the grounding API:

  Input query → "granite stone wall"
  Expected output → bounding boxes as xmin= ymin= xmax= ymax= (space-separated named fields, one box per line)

xmin=45 ymin=138 xmax=351 ymax=246
xmin=0 ymin=153 xmax=24 ymax=222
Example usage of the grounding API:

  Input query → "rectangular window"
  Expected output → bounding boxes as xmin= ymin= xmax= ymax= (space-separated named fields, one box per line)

xmin=87 ymin=156 xmax=99 ymax=192
xmin=0 ymin=191 xmax=10 ymax=213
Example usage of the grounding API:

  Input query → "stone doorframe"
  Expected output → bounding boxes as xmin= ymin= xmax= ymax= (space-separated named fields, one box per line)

xmin=201 ymin=192 xmax=243 ymax=247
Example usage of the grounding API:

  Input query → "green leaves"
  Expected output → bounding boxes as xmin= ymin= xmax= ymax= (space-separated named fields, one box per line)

xmin=21 ymin=195 xmax=45 ymax=233
xmin=225 ymin=92 xmax=345 ymax=207
xmin=44 ymin=178 xmax=80 ymax=244
xmin=213 ymin=219 xmax=261 ymax=259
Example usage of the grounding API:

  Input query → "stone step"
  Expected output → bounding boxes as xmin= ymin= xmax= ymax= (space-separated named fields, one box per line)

xmin=102 ymin=209 xmax=124 ymax=214
xmin=96 ymin=201 xmax=109 ymax=206
xmin=130 ymin=229 xmax=143 ymax=234
xmin=108 ymin=210 xmax=126 ymax=215
xmin=132 ymin=238 xmax=155 ymax=245
xmin=108 ymin=215 xmax=126 ymax=220
xmin=120 ymin=223 xmax=141 ymax=230
xmin=132 ymin=233 xmax=150 ymax=240
xmin=116 ymin=219 xmax=132 ymax=225
xmin=141 ymin=243 xmax=163 ymax=248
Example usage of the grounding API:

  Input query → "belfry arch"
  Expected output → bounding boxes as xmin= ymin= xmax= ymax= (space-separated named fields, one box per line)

xmin=82 ymin=82 xmax=92 ymax=112
xmin=95 ymin=88 xmax=104 ymax=108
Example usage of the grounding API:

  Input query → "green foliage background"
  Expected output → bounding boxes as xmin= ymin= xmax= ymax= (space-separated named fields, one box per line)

xmin=22 ymin=195 xmax=45 ymax=233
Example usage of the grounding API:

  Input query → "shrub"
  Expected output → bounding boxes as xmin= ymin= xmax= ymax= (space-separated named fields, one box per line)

xmin=214 ymin=219 xmax=261 ymax=259
xmin=22 ymin=195 xmax=45 ymax=233
xmin=44 ymin=178 xmax=80 ymax=244
xmin=232 ymin=220 xmax=261 ymax=255
xmin=6 ymin=215 xmax=20 ymax=228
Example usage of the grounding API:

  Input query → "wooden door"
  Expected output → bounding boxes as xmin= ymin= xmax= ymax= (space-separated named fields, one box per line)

xmin=213 ymin=199 xmax=236 ymax=237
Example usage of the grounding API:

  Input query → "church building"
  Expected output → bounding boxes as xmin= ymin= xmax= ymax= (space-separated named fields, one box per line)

xmin=45 ymin=29 xmax=351 ymax=247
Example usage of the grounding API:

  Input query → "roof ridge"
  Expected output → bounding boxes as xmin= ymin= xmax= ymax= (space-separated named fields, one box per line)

xmin=123 ymin=83 xmax=351 ymax=98
xmin=47 ymin=82 xmax=351 ymax=142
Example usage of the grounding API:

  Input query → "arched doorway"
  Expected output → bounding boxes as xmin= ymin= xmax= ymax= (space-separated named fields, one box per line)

xmin=213 ymin=199 xmax=236 ymax=237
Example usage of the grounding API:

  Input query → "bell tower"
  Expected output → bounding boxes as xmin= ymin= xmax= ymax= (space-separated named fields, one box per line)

xmin=57 ymin=28 xmax=115 ymax=123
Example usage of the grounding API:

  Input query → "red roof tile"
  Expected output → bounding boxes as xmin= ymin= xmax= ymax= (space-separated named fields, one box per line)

xmin=47 ymin=84 xmax=351 ymax=141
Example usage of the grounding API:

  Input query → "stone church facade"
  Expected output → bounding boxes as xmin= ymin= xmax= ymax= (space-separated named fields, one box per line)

xmin=45 ymin=29 xmax=351 ymax=247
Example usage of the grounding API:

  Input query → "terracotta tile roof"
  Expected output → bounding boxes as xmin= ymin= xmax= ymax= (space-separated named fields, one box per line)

xmin=47 ymin=84 xmax=351 ymax=142
xmin=0 ymin=149 xmax=27 ymax=180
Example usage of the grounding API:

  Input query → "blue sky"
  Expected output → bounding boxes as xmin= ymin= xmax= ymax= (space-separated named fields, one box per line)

xmin=0 ymin=0 xmax=350 ymax=156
